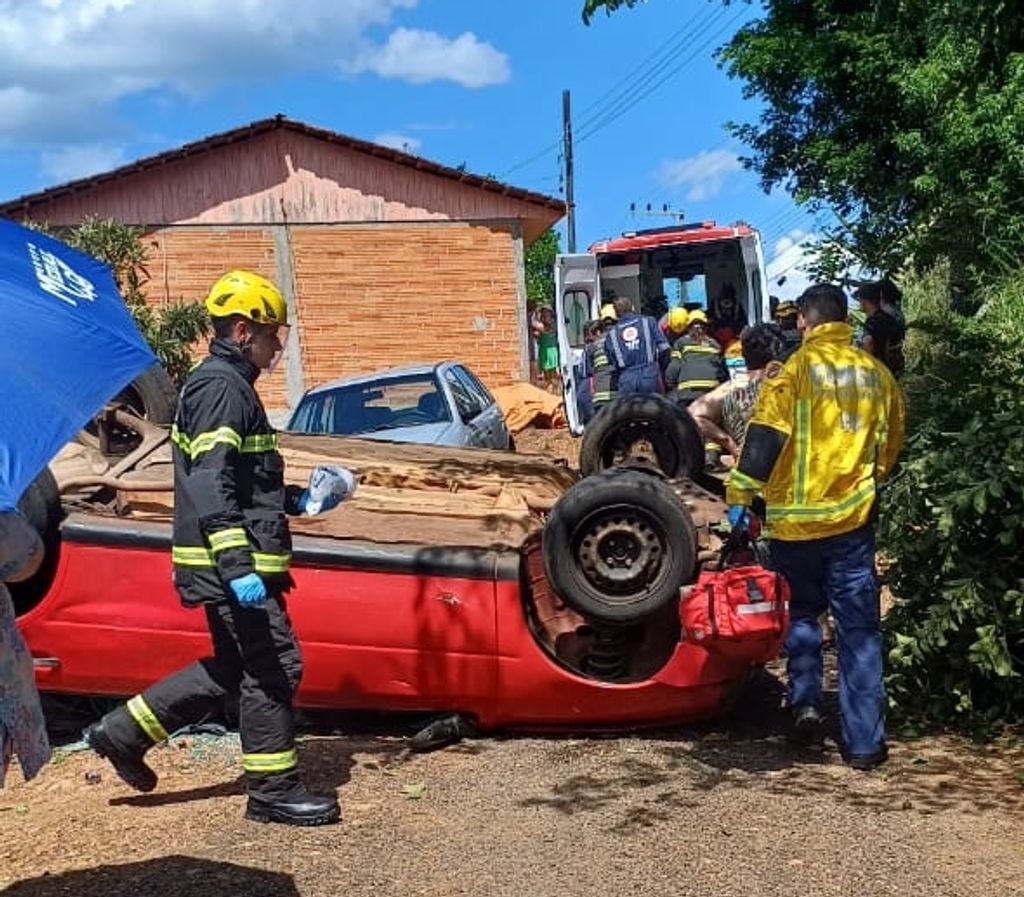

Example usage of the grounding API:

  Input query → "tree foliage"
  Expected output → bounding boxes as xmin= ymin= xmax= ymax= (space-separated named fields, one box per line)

xmin=582 ymin=0 xmax=643 ymax=23
xmin=59 ymin=218 xmax=209 ymax=385
xmin=716 ymin=1 xmax=1024 ymax=287
xmin=880 ymin=268 xmax=1024 ymax=733
xmin=525 ymin=227 xmax=561 ymax=308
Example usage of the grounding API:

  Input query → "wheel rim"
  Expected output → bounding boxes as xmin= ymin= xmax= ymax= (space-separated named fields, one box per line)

xmin=600 ymin=420 xmax=680 ymax=475
xmin=573 ymin=502 xmax=670 ymax=603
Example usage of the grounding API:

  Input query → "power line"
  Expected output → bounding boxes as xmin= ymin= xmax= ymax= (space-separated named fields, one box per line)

xmin=576 ymin=6 xmax=747 ymax=146
xmin=499 ymin=3 xmax=723 ymax=177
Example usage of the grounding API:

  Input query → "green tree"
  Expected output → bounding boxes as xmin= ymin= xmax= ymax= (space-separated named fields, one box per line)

xmin=715 ymin=1 xmax=1024 ymax=287
xmin=525 ymin=227 xmax=561 ymax=308
xmin=583 ymin=0 xmax=643 ymax=23
xmin=60 ymin=218 xmax=210 ymax=385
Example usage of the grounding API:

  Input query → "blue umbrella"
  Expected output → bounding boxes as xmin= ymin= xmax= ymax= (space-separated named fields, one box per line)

xmin=0 ymin=219 xmax=157 ymax=509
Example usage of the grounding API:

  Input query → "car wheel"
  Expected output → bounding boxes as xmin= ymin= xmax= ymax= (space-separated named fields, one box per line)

xmin=543 ymin=469 xmax=697 ymax=625
xmin=9 ymin=467 xmax=63 ymax=615
xmin=86 ymin=363 xmax=178 ymax=456
xmin=579 ymin=394 xmax=704 ymax=479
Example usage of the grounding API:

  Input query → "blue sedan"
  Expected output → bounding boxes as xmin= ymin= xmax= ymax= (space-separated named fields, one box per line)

xmin=287 ymin=362 xmax=512 ymax=450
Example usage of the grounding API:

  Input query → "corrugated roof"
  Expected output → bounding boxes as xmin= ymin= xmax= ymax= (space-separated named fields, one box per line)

xmin=0 ymin=115 xmax=565 ymax=217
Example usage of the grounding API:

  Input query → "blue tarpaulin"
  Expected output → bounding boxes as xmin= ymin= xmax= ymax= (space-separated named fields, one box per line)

xmin=0 ymin=219 xmax=157 ymax=509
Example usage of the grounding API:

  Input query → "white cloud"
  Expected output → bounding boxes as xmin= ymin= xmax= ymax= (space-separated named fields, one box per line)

xmin=348 ymin=28 xmax=510 ymax=88
xmin=658 ymin=148 xmax=743 ymax=202
xmin=766 ymin=228 xmax=818 ymax=298
xmin=0 ymin=1 xmax=506 ymax=147
xmin=41 ymin=143 xmax=128 ymax=181
xmin=373 ymin=132 xmax=422 ymax=154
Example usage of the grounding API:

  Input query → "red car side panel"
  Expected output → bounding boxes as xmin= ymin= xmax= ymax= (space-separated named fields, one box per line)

xmin=19 ymin=538 xmax=499 ymax=713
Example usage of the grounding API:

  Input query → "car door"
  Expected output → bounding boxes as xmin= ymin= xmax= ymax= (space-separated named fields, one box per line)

xmin=453 ymin=366 xmax=509 ymax=449
xmin=554 ymin=253 xmax=600 ymax=435
xmin=443 ymin=368 xmax=487 ymax=446
xmin=740 ymin=231 xmax=771 ymax=324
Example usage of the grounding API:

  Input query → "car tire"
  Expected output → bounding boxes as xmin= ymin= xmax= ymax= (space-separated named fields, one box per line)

xmin=9 ymin=467 xmax=63 ymax=615
xmin=113 ymin=363 xmax=179 ymax=424
xmin=543 ymin=468 xmax=697 ymax=625
xmin=579 ymin=394 xmax=704 ymax=479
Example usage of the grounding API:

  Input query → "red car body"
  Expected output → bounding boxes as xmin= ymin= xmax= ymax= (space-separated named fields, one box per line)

xmin=18 ymin=514 xmax=770 ymax=731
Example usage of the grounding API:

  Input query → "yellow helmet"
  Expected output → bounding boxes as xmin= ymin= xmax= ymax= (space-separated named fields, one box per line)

xmin=667 ymin=307 xmax=689 ymax=332
xmin=687 ymin=308 xmax=709 ymax=326
xmin=204 ymin=270 xmax=288 ymax=326
xmin=599 ymin=303 xmax=618 ymax=322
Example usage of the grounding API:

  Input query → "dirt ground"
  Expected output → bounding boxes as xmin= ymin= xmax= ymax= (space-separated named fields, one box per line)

xmin=3 ymin=664 xmax=1023 ymax=897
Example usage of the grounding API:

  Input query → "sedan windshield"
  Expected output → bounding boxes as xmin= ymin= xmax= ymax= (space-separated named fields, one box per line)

xmin=289 ymin=374 xmax=451 ymax=436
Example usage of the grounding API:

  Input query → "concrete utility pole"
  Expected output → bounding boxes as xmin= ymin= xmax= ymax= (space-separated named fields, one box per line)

xmin=562 ymin=89 xmax=576 ymax=253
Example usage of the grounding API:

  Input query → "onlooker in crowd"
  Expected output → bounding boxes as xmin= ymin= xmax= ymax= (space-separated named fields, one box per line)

xmin=0 ymin=511 xmax=50 ymax=789
xmin=688 ymin=323 xmax=786 ymax=459
xmin=855 ymin=282 xmax=905 ymax=374
xmin=604 ymin=296 xmax=669 ymax=397
xmin=726 ymin=284 xmax=905 ymax=771
xmin=664 ymin=309 xmax=728 ymax=405
xmin=708 ymin=283 xmax=749 ymax=348
xmin=773 ymin=300 xmax=803 ymax=360
xmin=532 ymin=306 xmax=560 ymax=389
xmin=576 ymin=321 xmax=599 ymax=424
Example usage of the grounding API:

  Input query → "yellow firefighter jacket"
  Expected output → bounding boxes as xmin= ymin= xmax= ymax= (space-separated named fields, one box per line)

xmin=725 ymin=322 xmax=905 ymax=541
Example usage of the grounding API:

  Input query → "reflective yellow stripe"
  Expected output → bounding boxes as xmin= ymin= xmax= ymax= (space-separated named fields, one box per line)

xmin=242 ymin=748 xmax=298 ymax=773
xmin=208 ymin=527 xmax=250 ymax=554
xmin=793 ymin=398 xmax=811 ymax=504
xmin=127 ymin=695 xmax=169 ymax=743
xmin=768 ymin=481 xmax=877 ymax=522
xmin=172 ymin=545 xmax=291 ymax=574
xmin=677 ymin=380 xmax=720 ymax=390
xmin=681 ymin=346 xmax=719 ymax=355
xmin=171 ymin=426 xmax=278 ymax=459
xmin=728 ymin=469 xmax=763 ymax=493
xmin=241 ymin=433 xmax=278 ymax=453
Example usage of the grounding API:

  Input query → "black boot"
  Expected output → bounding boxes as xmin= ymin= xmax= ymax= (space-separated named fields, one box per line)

xmin=83 ymin=710 xmax=158 ymax=793
xmin=245 ymin=773 xmax=340 ymax=827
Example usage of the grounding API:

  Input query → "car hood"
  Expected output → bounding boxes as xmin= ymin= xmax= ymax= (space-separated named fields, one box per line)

xmin=355 ymin=422 xmax=460 ymax=446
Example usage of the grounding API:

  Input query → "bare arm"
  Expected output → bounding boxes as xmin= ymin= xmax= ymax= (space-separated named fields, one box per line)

xmin=688 ymin=383 xmax=739 ymax=456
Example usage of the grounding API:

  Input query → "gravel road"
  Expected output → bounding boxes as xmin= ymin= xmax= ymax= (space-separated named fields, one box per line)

xmin=3 ymin=670 xmax=1022 ymax=897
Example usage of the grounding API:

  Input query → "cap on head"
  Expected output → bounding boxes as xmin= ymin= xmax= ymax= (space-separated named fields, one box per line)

xmin=774 ymin=301 xmax=798 ymax=318
xmin=686 ymin=308 xmax=709 ymax=327
xmin=599 ymin=303 xmax=618 ymax=322
xmin=205 ymin=270 xmax=288 ymax=326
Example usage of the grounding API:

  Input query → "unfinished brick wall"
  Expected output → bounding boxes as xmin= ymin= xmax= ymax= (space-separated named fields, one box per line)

xmin=142 ymin=221 xmax=526 ymax=415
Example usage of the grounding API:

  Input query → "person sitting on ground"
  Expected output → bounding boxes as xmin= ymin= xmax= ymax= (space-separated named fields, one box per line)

xmin=708 ymin=283 xmax=748 ymax=348
xmin=855 ymin=282 xmax=905 ymax=374
xmin=664 ymin=309 xmax=728 ymax=405
xmin=773 ymin=300 xmax=803 ymax=360
xmin=603 ymin=296 xmax=670 ymax=397
xmin=688 ymin=323 xmax=786 ymax=460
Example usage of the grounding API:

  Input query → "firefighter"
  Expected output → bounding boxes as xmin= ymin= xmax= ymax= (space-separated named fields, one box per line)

xmin=726 ymin=284 xmax=905 ymax=770
xmin=660 ymin=306 xmax=690 ymax=343
xmin=84 ymin=270 xmax=346 ymax=826
xmin=603 ymin=296 xmax=670 ymax=396
xmin=664 ymin=309 xmax=728 ymax=405
xmin=586 ymin=304 xmax=619 ymax=415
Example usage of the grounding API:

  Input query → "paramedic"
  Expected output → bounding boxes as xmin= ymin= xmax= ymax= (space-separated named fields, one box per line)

xmin=604 ymin=296 xmax=670 ymax=396
xmin=85 ymin=270 xmax=347 ymax=826
xmin=726 ymin=284 xmax=905 ymax=770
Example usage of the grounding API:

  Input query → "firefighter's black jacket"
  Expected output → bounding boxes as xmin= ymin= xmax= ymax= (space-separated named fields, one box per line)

xmin=171 ymin=339 xmax=301 ymax=606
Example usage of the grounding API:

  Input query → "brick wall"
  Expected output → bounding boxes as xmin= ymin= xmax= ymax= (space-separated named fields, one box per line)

xmin=142 ymin=221 xmax=527 ymax=414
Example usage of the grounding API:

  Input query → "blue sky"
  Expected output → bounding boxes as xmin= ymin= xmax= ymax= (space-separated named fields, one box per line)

xmin=0 ymin=0 xmax=822 ymax=297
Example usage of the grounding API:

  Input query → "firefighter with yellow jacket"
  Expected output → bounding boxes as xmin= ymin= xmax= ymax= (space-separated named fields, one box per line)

xmin=726 ymin=284 xmax=905 ymax=770
xmin=86 ymin=271 xmax=351 ymax=826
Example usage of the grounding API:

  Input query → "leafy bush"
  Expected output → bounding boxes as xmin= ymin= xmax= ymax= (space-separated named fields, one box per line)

xmin=42 ymin=217 xmax=210 ymax=386
xmin=880 ymin=265 xmax=1024 ymax=734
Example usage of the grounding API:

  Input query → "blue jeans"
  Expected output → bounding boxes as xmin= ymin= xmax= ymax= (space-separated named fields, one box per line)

xmin=617 ymin=363 xmax=663 ymax=397
xmin=770 ymin=525 xmax=884 ymax=756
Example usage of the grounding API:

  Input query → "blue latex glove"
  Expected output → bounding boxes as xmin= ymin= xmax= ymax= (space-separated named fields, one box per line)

xmin=727 ymin=505 xmax=750 ymax=534
xmin=229 ymin=572 xmax=267 ymax=607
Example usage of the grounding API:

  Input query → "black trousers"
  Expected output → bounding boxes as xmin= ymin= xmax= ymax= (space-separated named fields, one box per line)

xmin=110 ymin=594 xmax=303 ymax=797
